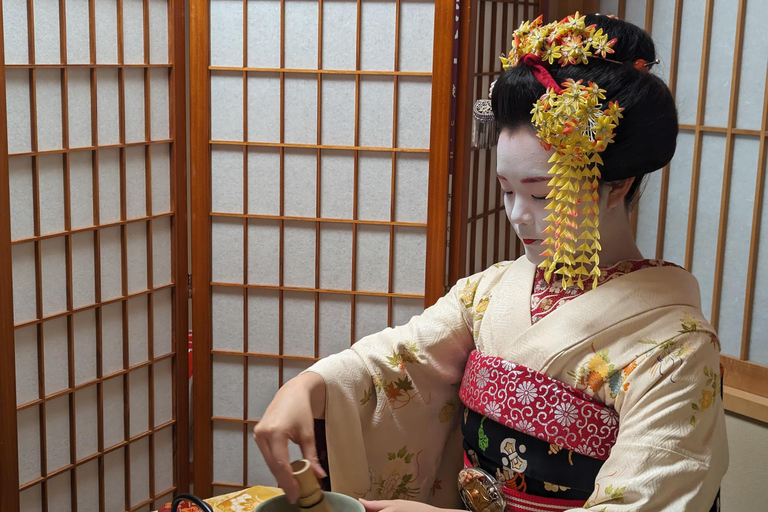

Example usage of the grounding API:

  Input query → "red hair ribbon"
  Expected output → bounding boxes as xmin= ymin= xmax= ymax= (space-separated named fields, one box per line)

xmin=521 ymin=53 xmax=564 ymax=93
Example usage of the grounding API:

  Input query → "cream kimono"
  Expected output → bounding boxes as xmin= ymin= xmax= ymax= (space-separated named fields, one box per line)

xmin=307 ymin=257 xmax=728 ymax=511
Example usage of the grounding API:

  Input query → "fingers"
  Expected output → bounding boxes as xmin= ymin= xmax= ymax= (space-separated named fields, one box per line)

xmin=254 ymin=427 xmax=300 ymax=504
xmin=359 ymin=499 xmax=395 ymax=512
xmin=297 ymin=428 xmax=327 ymax=479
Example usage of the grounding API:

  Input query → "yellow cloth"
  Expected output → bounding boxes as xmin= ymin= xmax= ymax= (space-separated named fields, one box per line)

xmin=153 ymin=486 xmax=283 ymax=512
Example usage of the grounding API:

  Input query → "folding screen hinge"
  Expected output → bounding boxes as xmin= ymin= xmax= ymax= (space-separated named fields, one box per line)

xmin=188 ymin=274 xmax=192 ymax=299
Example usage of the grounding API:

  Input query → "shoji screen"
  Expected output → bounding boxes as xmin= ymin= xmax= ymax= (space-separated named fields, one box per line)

xmin=449 ymin=0 xmax=537 ymax=281
xmin=190 ymin=0 xmax=454 ymax=498
xmin=0 ymin=0 xmax=189 ymax=510
xmin=598 ymin=0 xmax=768 ymax=395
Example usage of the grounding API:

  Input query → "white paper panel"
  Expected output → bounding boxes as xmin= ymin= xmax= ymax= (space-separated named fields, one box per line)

xmin=211 ymin=72 xmax=244 ymax=141
xmin=73 ymin=310 xmax=97 ymax=385
xmin=153 ymin=288 xmax=173 ymax=356
xmin=41 ymin=236 xmax=67 ymax=316
xmin=399 ymin=0 xmax=434 ymax=72
xmin=33 ymin=0 xmax=61 ymax=64
xmin=154 ymin=358 xmax=173 ymax=425
xmin=213 ymin=354 xmax=244 ymax=418
xmin=690 ymin=133 xmax=726 ymax=323
xmin=473 ymin=150 xmax=487 ymax=216
xmin=319 ymin=224 xmax=352 ymax=290
xmin=322 ymin=0 xmax=356 ymax=70
xmin=36 ymin=70 xmax=64 ymax=151
xmin=6 ymin=70 xmax=33 ymax=154
xmin=284 ymin=0 xmax=318 ymax=69
xmin=649 ymin=0 xmax=674 ymax=85
xmin=247 ymin=220 xmax=280 ymax=285
xmin=20 ymin=485 xmax=42 ymax=512
xmin=68 ymin=69 xmax=93 ymax=148
xmin=70 ymin=152 xmax=95 ymax=228
xmin=125 ymin=146 xmax=147 ymax=219
xmin=102 ymin=302 xmax=124 ymax=375
xmin=212 ymin=217 xmax=244 ymax=283
xmin=283 ymin=222 xmax=316 ymax=287
xmin=247 ymin=290 xmax=280 ymax=354
xmin=392 ymin=226 xmax=425 ymax=294
xmin=247 ymin=358 xmax=279 ymax=419
xmin=736 ymin=0 xmax=768 ymax=130
xmin=478 ymin=2 xmax=492 ymax=74
xmin=100 ymin=226 xmax=123 ymax=300
xmin=3 ymin=0 xmax=29 ymax=64
xmin=150 ymin=68 xmax=171 ymax=139
xmin=212 ymin=286 xmax=244 ymax=351
xmin=247 ymin=0 xmax=281 ymax=68
xmin=153 ymin=216 xmax=173 ymax=287
xmin=472 ymin=218 xmax=484 ymax=274
xmin=635 ymin=170 xmax=662 ymax=258
xmin=17 ymin=405 xmax=41 ymax=484
xmin=123 ymin=0 xmax=145 ymax=64
xmin=392 ymin=298 xmax=423 ymax=329
xmin=247 ymin=74 xmax=280 ymax=143
xmin=9 ymin=157 xmax=34 ymax=240
xmin=396 ymin=79 xmax=431 ymax=149
xmin=360 ymin=0 xmax=395 ymax=71
xmin=99 ymin=148 xmax=122 ymax=223
xmin=247 ymin=148 xmax=281 ymax=215
xmin=75 ymin=384 xmax=99 ymax=459
xmin=395 ymin=153 xmax=429 ymax=223
xmin=717 ymin=136 xmax=759 ymax=356
xmin=154 ymin=426 xmax=174 ymax=492
xmin=48 ymin=472 xmax=72 ymax=512
xmin=15 ymin=326 xmax=39 ymax=405
xmin=661 ymin=131 xmax=694 ymax=265
xmin=358 ymin=77 xmax=394 ymax=147
xmin=104 ymin=448 xmax=125 ymax=512
xmin=149 ymin=0 xmax=169 ymax=64
xmin=46 ymin=395 xmax=71 ymax=472
xmin=598 ymin=0 xmax=618 ymax=15
xmin=282 ymin=291 xmax=315 ymax=356
xmin=43 ymin=317 xmax=69 ymax=395
xmin=127 ymin=222 xmax=149 ymax=294
xmin=356 ymin=225 xmax=389 ymax=292
xmin=151 ymin=144 xmax=171 ymax=214
xmin=358 ymin=152 xmax=392 ymax=221
xmin=97 ymin=69 xmax=120 ymax=145
xmin=212 ymin=147 xmax=244 ymax=213
xmin=77 ymin=460 xmax=100 ymax=512
xmin=750 ymin=150 xmax=768 ymax=365
xmin=125 ymin=70 xmax=147 ymax=143
xmin=128 ymin=295 xmax=149 ymax=365
xmin=485 ymin=212 xmax=497 ymax=269
xmin=320 ymin=150 xmax=354 ymax=219
xmin=103 ymin=376 xmax=125 ymax=447
xmin=321 ymin=77 xmax=356 ymax=146
xmin=66 ymin=0 xmax=91 ymax=64
xmin=213 ymin=422 xmax=244 ymax=484
xmin=211 ymin=0 xmax=244 ymax=67
xmin=354 ymin=295 xmax=388 ymax=341
xmin=38 ymin=155 xmax=65 ymax=235
xmin=129 ymin=366 xmax=149 ymax=436
xmin=284 ymin=78 xmax=318 ymax=144
xmin=283 ymin=359 xmax=313 ymax=382
xmin=672 ymin=2 xmax=705 ymax=125
xmin=703 ymin=0 xmax=738 ymax=128
xmin=284 ymin=149 xmax=317 ymax=217
xmin=624 ymin=0 xmax=648 ymax=28
xmin=318 ymin=294 xmax=351 ymax=357
xmin=95 ymin=0 xmax=118 ymax=63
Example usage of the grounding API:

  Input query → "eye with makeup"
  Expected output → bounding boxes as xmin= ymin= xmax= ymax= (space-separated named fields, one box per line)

xmin=502 ymin=189 xmax=547 ymax=201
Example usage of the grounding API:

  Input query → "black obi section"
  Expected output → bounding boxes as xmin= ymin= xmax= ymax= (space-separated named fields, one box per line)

xmin=461 ymin=408 xmax=603 ymax=502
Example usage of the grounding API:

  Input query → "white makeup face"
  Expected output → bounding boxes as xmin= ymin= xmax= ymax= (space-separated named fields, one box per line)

xmin=495 ymin=127 xmax=556 ymax=265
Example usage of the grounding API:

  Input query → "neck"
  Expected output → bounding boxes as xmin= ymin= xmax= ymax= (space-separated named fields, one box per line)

xmin=598 ymin=207 xmax=644 ymax=266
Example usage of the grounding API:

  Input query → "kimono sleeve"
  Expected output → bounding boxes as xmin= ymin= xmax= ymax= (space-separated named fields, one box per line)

xmin=305 ymin=270 xmax=491 ymax=505
xmin=569 ymin=330 xmax=728 ymax=512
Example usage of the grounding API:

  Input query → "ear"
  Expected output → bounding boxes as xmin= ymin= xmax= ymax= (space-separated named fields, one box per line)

xmin=605 ymin=177 xmax=635 ymax=211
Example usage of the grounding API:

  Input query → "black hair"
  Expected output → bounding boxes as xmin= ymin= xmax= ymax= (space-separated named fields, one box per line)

xmin=491 ymin=14 xmax=678 ymax=209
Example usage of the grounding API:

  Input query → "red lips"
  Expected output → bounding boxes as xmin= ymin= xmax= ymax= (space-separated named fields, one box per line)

xmin=523 ymin=239 xmax=539 ymax=245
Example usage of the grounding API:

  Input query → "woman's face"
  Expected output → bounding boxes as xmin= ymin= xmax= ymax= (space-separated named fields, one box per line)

xmin=495 ymin=127 xmax=556 ymax=265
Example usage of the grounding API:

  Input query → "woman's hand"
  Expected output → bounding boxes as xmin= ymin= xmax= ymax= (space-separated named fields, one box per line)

xmin=359 ymin=499 xmax=460 ymax=512
xmin=253 ymin=371 xmax=327 ymax=503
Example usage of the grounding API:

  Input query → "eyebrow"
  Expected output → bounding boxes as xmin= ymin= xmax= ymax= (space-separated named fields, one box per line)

xmin=519 ymin=176 xmax=549 ymax=184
